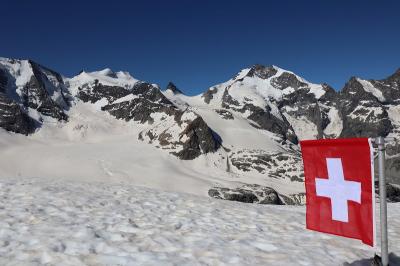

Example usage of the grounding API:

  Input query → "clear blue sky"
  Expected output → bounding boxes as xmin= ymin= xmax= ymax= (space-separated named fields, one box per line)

xmin=2 ymin=0 xmax=400 ymax=95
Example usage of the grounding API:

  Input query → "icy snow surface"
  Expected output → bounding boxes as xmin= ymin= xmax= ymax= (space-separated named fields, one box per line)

xmin=0 ymin=178 xmax=398 ymax=266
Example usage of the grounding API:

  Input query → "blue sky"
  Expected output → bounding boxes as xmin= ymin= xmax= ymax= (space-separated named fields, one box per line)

xmin=2 ymin=0 xmax=400 ymax=95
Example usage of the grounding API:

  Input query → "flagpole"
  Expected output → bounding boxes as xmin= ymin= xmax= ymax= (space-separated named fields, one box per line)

xmin=375 ymin=136 xmax=389 ymax=266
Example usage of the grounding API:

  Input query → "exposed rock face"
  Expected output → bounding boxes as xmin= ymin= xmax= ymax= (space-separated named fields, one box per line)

xmin=0 ymin=67 xmax=34 ymax=134
xmin=78 ymin=81 xmax=131 ymax=104
xmin=0 ymin=68 xmax=8 ymax=93
xmin=174 ymin=117 xmax=221 ymax=160
xmin=230 ymin=150 xmax=304 ymax=182
xmin=23 ymin=61 xmax=69 ymax=121
xmin=215 ymin=109 xmax=234 ymax=120
xmin=208 ymin=184 xmax=305 ymax=205
xmin=0 ymin=93 xmax=35 ymax=134
xmin=370 ymin=69 xmax=400 ymax=104
xmin=278 ymin=83 xmax=338 ymax=139
xmin=339 ymin=77 xmax=392 ymax=138
xmin=221 ymin=86 xmax=298 ymax=144
xmin=245 ymin=64 xmax=277 ymax=79
xmin=98 ymin=82 xmax=176 ymax=124
xmin=247 ymin=105 xmax=298 ymax=144
xmin=201 ymin=86 xmax=218 ymax=104
xmin=0 ymin=59 xmax=69 ymax=134
xmin=271 ymin=72 xmax=307 ymax=90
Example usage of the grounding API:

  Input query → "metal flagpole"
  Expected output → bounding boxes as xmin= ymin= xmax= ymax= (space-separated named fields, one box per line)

xmin=375 ymin=136 xmax=389 ymax=266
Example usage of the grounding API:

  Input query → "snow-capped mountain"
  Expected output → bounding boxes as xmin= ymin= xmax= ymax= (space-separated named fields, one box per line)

xmin=0 ymin=58 xmax=220 ymax=160
xmin=1 ymin=57 xmax=399 ymax=203
xmin=165 ymin=64 xmax=400 ymax=188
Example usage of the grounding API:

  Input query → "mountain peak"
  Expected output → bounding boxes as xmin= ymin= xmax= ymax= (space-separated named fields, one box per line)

xmin=166 ymin=82 xmax=183 ymax=95
xmin=246 ymin=64 xmax=278 ymax=79
xmin=98 ymin=68 xmax=117 ymax=78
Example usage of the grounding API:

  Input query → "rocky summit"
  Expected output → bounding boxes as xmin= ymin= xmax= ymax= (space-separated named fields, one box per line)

xmin=1 ymin=57 xmax=400 ymax=203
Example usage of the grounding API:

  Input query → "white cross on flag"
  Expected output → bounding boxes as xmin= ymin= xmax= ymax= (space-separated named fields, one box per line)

xmin=300 ymin=138 xmax=375 ymax=246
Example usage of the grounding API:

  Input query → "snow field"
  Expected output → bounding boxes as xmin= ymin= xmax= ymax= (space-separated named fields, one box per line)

xmin=0 ymin=178 xmax=398 ymax=265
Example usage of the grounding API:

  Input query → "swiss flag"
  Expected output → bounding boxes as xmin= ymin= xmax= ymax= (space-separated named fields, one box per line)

xmin=300 ymin=138 xmax=375 ymax=246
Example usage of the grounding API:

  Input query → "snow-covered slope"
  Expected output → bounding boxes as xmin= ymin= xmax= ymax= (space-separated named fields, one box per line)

xmin=0 ymin=177 xmax=398 ymax=265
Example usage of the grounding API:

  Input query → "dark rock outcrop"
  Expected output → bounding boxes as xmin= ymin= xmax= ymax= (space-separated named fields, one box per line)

xmin=0 ymin=93 xmax=35 ymax=134
xmin=215 ymin=109 xmax=234 ymax=120
xmin=221 ymin=88 xmax=298 ymax=144
xmin=339 ymin=77 xmax=392 ymax=138
xmin=202 ymin=86 xmax=218 ymax=104
xmin=278 ymin=83 xmax=337 ymax=139
xmin=208 ymin=184 xmax=305 ymax=205
xmin=78 ymin=81 xmax=131 ymax=104
xmin=23 ymin=60 xmax=68 ymax=121
xmin=370 ymin=69 xmax=400 ymax=104
xmin=208 ymin=184 xmax=283 ymax=204
xmin=175 ymin=117 xmax=221 ymax=160
xmin=246 ymin=104 xmax=298 ymax=144
xmin=0 ymin=59 xmax=68 ymax=134
xmin=375 ymin=183 xmax=400 ymax=202
xmin=386 ymin=183 xmax=400 ymax=202
xmin=271 ymin=72 xmax=307 ymax=90
xmin=166 ymin=82 xmax=183 ymax=95
xmin=245 ymin=64 xmax=277 ymax=80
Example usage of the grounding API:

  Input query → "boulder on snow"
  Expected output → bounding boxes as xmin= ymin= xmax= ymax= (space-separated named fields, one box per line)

xmin=209 ymin=184 xmax=284 ymax=205
xmin=209 ymin=184 xmax=306 ymax=205
xmin=374 ymin=182 xmax=400 ymax=202
xmin=279 ymin=193 xmax=306 ymax=205
xmin=386 ymin=183 xmax=400 ymax=202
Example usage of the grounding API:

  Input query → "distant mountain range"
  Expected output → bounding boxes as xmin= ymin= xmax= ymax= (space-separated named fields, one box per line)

xmin=1 ymin=57 xmax=399 ymax=203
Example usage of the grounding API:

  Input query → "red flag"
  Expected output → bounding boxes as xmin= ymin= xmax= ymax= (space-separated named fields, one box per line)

xmin=300 ymin=138 xmax=375 ymax=246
